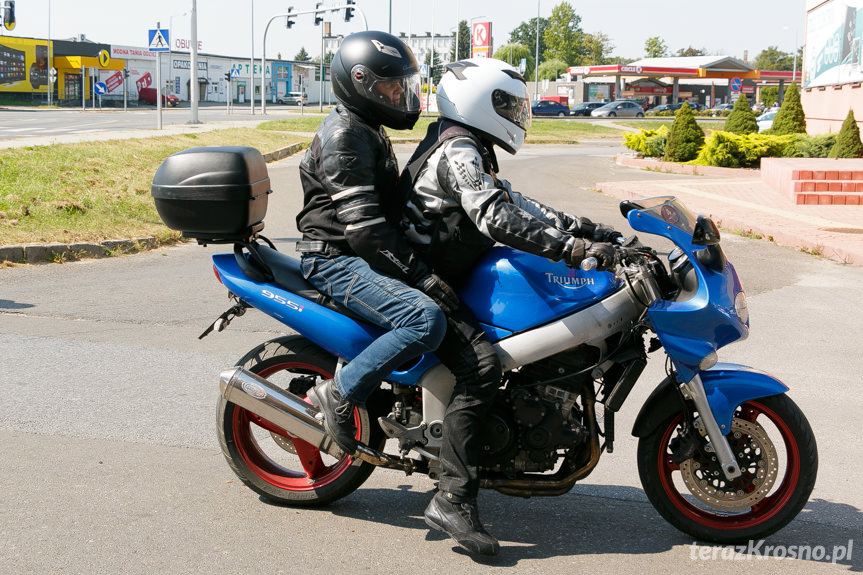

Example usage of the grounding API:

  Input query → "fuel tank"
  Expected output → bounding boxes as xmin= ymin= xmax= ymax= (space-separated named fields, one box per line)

xmin=459 ymin=246 xmax=622 ymax=334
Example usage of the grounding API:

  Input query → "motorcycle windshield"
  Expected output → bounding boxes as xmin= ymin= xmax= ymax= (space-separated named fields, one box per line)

xmin=625 ymin=196 xmax=698 ymax=237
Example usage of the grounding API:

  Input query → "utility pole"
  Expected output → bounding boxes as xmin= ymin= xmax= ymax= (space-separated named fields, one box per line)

xmin=534 ymin=0 xmax=540 ymax=101
xmin=190 ymin=0 xmax=200 ymax=123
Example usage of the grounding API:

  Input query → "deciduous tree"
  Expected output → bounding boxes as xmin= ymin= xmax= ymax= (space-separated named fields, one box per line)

xmin=543 ymin=2 xmax=583 ymax=65
xmin=644 ymin=36 xmax=668 ymax=58
xmin=492 ymin=44 xmax=535 ymax=78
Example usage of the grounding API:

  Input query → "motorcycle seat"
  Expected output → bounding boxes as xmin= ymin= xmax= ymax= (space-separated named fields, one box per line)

xmin=254 ymin=244 xmax=369 ymax=324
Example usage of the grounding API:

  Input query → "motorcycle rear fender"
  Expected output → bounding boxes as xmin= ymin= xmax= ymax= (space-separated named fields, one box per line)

xmin=631 ymin=363 xmax=789 ymax=438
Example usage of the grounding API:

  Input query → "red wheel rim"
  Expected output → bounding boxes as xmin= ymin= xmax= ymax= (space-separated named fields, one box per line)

xmin=230 ymin=361 xmax=359 ymax=491
xmin=657 ymin=400 xmax=801 ymax=531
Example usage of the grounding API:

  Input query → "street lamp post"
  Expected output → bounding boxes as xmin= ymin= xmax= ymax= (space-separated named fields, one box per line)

xmin=534 ymin=0 xmax=540 ymax=100
xmin=189 ymin=0 xmax=200 ymax=124
xmin=251 ymin=0 xmax=255 ymax=115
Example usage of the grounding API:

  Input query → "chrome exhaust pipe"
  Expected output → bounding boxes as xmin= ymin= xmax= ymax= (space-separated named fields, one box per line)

xmin=219 ymin=367 xmax=418 ymax=473
xmin=219 ymin=367 xmax=346 ymax=459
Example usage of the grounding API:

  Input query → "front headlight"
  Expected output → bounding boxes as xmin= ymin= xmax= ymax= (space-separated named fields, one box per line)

xmin=734 ymin=291 xmax=749 ymax=325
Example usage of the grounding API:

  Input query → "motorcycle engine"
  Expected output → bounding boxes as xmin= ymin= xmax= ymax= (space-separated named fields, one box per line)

xmin=479 ymin=347 xmax=597 ymax=474
xmin=479 ymin=383 xmax=589 ymax=474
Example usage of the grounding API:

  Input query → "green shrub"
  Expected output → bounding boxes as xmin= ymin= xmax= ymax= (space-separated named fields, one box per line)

xmin=665 ymin=102 xmax=705 ymax=162
xmin=785 ymin=133 xmax=837 ymax=158
xmin=724 ymin=95 xmax=758 ymax=134
xmin=623 ymin=125 xmax=669 ymax=157
xmin=644 ymin=133 xmax=668 ymax=157
xmin=693 ymin=131 xmax=796 ymax=168
xmin=829 ymin=109 xmax=863 ymax=158
xmin=770 ymin=83 xmax=806 ymax=135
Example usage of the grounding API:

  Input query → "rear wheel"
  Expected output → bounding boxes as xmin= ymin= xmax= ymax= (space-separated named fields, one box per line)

xmin=636 ymin=112 xmax=644 ymax=118
xmin=638 ymin=394 xmax=817 ymax=543
xmin=608 ymin=112 xmax=616 ymax=117
xmin=217 ymin=336 xmax=383 ymax=506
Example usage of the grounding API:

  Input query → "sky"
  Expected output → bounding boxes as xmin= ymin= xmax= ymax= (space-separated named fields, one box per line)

xmin=5 ymin=0 xmax=808 ymax=63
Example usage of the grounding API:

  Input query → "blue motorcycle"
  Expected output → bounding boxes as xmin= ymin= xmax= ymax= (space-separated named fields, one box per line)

xmin=153 ymin=147 xmax=817 ymax=544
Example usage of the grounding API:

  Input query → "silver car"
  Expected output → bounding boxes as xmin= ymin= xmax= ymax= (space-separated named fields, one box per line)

xmin=591 ymin=100 xmax=644 ymax=118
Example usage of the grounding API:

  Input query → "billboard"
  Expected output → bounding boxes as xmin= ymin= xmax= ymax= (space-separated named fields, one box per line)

xmin=805 ymin=0 xmax=863 ymax=87
xmin=0 ymin=37 xmax=51 ymax=93
xmin=471 ymin=22 xmax=492 ymax=58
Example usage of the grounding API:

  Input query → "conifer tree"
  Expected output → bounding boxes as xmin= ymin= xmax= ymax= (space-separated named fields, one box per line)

xmin=829 ymin=110 xmax=863 ymax=158
xmin=665 ymin=101 xmax=705 ymax=162
xmin=770 ymin=83 xmax=806 ymax=135
xmin=724 ymin=94 xmax=758 ymax=134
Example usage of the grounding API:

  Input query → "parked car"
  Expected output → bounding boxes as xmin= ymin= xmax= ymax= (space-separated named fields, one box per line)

xmin=277 ymin=91 xmax=308 ymax=106
xmin=532 ymin=100 xmax=571 ymax=117
xmin=138 ymin=87 xmax=179 ymax=107
xmin=710 ymin=103 xmax=735 ymax=117
xmin=591 ymin=100 xmax=644 ymax=118
xmin=648 ymin=103 xmax=683 ymax=115
xmin=569 ymin=101 xmax=605 ymax=116
xmin=757 ymin=110 xmax=777 ymax=132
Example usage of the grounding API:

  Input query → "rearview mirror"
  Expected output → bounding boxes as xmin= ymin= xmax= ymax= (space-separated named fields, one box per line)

xmin=692 ymin=215 xmax=720 ymax=246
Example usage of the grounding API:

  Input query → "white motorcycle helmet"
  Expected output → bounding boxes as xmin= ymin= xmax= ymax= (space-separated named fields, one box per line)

xmin=436 ymin=58 xmax=532 ymax=154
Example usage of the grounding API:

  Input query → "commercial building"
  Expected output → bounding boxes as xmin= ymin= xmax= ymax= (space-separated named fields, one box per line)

xmin=802 ymin=0 xmax=863 ymax=133
xmin=1 ymin=34 xmax=335 ymax=107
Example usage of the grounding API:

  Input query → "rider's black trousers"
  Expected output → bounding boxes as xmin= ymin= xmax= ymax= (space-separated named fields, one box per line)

xmin=435 ymin=305 xmax=502 ymax=502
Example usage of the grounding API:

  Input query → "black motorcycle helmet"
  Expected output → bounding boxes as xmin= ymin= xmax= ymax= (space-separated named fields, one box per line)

xmin=331 ymin=31 xmax=422 ymax=130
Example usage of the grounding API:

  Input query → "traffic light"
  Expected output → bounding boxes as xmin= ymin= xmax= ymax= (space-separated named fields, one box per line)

xmin=344 ymin=0 xmax=355 ymax=22
xmin=314 ymin=2 xmax=323 ymax=26
xmin=2 ymin=1 xmax=15 ymax=31
xmin=286 ymin=6 xmax=295 ymax=29
xmin=225 ymin=73 xmax=231 ymax=82
xmin=123 ymin=68 xmax=130 ymax=79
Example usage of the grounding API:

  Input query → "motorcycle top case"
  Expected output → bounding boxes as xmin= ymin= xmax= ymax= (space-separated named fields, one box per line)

xmin=151 ymin=146 xmax=271 ymax=242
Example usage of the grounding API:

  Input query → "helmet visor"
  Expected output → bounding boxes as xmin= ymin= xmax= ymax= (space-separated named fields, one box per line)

xmin=492 ymin=89 xmax=531 ymax=130
xmin=351 ymin=65 xmax=422 ymax=115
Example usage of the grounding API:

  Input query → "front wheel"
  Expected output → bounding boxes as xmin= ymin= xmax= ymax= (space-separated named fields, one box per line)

xmin=636 ymin=112 xmax=644 ymax=118
xmin=638 ymin=394 xmax=817 ymax=543
xmin=217 ymin=336 xmax=383 ymax=506
xmin=607 ymin=112 xmax=616 ymax=117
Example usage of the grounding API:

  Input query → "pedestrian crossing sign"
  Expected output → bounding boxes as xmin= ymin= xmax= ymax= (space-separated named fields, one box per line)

xmin=148 ymin=29 xmax=170 ymax=52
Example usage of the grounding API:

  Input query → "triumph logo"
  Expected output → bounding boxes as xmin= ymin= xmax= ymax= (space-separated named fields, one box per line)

xmin=546 ymin=272 xmax=595 ymax=289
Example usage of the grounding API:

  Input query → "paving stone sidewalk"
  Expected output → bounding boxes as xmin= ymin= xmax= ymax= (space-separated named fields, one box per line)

xmin=597 ymin=173 xmax=863 ymax=266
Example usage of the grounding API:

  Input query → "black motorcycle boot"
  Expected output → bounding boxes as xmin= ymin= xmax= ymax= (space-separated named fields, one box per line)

xmin=307 ymin=379 xmax=358 ymax=455
xmin=424 ymin=491 xmax=500 ymax=556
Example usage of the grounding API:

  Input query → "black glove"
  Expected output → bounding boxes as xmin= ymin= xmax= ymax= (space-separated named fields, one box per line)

xmin=416 ymin=273 xmax=460 ymax=314
xmin=592 ymin=224 xmax=624 ymax=245
xmin=566 ymin=239 xmax=617 ymax=272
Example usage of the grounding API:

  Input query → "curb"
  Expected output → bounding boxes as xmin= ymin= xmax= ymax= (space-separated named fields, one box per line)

xmin=615 ymin=153 xmax=759 ymax=178
xmin=1 ymin=142 xmax=308 ymax=265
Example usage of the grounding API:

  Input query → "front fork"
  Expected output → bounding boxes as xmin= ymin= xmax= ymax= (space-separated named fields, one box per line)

xmin=679 ymin=374 xmax=742 ymax=480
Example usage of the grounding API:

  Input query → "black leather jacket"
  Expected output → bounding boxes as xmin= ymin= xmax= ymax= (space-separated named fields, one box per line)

xmin=401 ymin=120 xmax=598 ymax=279
xmin=297 ymin=106 xmax=428 ymax=283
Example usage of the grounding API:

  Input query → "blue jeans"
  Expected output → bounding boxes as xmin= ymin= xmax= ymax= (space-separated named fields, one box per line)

xmin=300 ymin=254 xmax=447 ymax=403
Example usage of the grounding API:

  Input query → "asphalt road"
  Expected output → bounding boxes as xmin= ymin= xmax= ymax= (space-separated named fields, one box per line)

xmin=1 ymin=144 xmax=860 ymax=574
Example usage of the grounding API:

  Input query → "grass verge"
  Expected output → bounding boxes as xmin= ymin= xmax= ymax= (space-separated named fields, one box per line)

xmin=0 ymin=128 xmax=307 ymax=247
xmin=259 ymin=115 xmax=625 ymax=143
xmin=1 ymin=115 xmax=625 ymax=251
